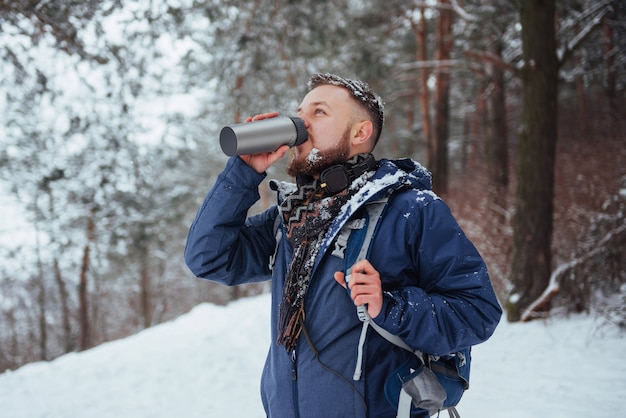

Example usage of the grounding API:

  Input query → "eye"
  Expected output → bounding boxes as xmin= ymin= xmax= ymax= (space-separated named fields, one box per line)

xmin=314 ymin=108 xmax=326 ymax=116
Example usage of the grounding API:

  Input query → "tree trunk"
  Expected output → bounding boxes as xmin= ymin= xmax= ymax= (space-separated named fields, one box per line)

xmin=79 ymin=208 xmax=95 ymax=350
xmin=79 ymin=243 xmax=91 ymax=350
xmin=139 ymin=230 xmax=152 ymax=329
xmin=432 ymin=0 xmax=453 ymax=196
xmin=34 ymin=194 xmax=47 ymax=361
xmin=602 ymin=21 xmax=616 ymax=112
xmin=508 ymin=0 xmax=559 ymax=322
xmin=575 ymin=69 xmax=588 ymax=137
xmin=53 ymin=258 xmax=73 ymax=353
xmin=2 ymin=308 xmax=19 ymax=371
xmin=485 ymin=40 xmax=509 ymax=222
xmin=36 ymin=274 xmax=47 ymax=361
xmin=414 ymin=6 xmax=432 ymax=164
xmin=46 ymin=189 xmax=73 ymax=353
xmin=233 ymin=73 xmax=245 ymax=123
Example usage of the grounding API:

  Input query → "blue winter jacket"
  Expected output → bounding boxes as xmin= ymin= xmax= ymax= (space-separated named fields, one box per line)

xmin=184 ymin=156 xmax=502 ymax=418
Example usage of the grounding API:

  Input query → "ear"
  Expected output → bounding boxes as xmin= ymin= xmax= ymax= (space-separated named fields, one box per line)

xmin=351 ymin=120 xmax=373 ymax=146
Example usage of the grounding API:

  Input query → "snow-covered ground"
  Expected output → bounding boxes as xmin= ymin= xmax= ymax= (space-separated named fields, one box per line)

xmin=1 ymin=293 xmax=624 ymax=417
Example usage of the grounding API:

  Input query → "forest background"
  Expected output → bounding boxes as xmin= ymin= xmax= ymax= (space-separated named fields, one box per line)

xmin=0 ymin=0 xmax=624 ymax=373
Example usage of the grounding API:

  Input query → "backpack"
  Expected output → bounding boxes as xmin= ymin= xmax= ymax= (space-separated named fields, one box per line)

xmin=271 ymin=197 xmax=470 ymax=418
xmin=341 ymin=198 xmax=470 ymax=418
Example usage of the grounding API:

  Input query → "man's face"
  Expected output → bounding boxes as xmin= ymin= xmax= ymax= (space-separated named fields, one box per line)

xmin=287 ymin=85 xmax=355 ymax=178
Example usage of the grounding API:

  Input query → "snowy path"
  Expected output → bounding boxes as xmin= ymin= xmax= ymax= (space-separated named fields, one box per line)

xmin=1 ymin=293 xmax=624 ymax=417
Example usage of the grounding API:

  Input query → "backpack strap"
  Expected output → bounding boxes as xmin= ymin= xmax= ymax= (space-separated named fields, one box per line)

xmin=335 ymin=198 xmax=389 ymax=381
xmin=338 ymin=197 xmax=424 ymax=359
xmin=340 ymin=198 xmax=436 ymax=387
xmin=341 ymin=199 xmax=465 ymax=418
xmin=344 ymin=198 xmax=388 ymax=319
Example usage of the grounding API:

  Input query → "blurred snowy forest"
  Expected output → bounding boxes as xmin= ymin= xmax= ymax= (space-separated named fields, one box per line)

xmin=0 ymin=0 xmax=624 ymax=373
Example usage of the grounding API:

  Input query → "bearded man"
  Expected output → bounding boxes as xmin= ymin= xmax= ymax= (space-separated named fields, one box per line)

xmin=184 ymin=73 xmax=501 ymax=418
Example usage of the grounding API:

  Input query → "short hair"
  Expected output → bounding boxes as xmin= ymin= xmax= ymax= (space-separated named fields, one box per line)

xmin=307 ymin=73 xmax=384 ymax=144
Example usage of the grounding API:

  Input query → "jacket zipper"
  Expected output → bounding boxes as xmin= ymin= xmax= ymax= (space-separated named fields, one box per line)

xmin=291 ymin=348 xmax=298 ymax=380
xmin=291 ymin=348 xmax=300 ymax=418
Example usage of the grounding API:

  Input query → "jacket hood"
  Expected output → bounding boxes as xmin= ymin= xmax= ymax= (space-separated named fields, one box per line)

xmin=370 ymin=157 xmax=432 ymax=196
xmin=325 ymin=158 xmax=431 ymax=235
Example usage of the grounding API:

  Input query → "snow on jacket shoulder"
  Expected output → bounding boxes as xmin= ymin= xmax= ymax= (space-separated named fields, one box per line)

xmin=184 ymin=156 xmax=502 ymax=418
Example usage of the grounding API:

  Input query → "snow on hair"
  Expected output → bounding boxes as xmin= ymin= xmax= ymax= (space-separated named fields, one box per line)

xmin=307 ymin=73 xmax=384 ymax=142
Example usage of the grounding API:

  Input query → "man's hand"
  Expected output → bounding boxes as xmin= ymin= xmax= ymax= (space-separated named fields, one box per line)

xmin=334 ymin=259 xmax=383 ymax=318
xmin=239 ymin=112 xmax=291 ymax=173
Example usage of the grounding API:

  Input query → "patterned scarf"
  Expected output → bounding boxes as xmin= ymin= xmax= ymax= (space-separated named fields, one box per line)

xmin=276 ymin=154 xmax=374 ymax=351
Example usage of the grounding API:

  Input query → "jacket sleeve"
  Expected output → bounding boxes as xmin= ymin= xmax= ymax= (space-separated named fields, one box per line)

xmin=372 ymin=195 xmax=502 ymax=356
xmin=183 ymin=157 xmax=278 ymax=285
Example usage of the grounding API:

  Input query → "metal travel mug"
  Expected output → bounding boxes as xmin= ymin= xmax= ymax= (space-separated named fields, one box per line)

xmin=219 ymin=116 xmax=308 ymax=156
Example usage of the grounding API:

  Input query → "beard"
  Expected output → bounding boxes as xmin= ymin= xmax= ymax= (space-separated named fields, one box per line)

xmin=286 ymin=127 xmax=351 ymax=178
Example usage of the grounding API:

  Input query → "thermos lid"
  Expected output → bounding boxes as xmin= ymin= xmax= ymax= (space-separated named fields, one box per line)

xmin=291 ymin=117 xmax=308 ymax=146
xmin=219 ymin=126 xmax=238 ymax=156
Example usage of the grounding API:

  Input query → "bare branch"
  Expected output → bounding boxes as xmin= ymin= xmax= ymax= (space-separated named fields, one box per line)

xmin=397 ymin=59 xmax=460 ymax=71
xmin=521 ymin=223 xmax=626 ymax=322
xmin=558 ymin=0 xmax=614 ymax=66
xmin=463 ymin=50 xmax=520 ymax=77
xmin=450 ymin=0 xmax=478 ymax=22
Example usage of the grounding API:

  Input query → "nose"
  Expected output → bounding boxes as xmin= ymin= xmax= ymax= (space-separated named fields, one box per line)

xmin=296 ymin=113 xmax=310 ymax=128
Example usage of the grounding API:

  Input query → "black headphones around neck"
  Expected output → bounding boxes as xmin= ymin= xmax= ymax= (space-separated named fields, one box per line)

xmin=319 ymin=154 xmax=377 ymax=196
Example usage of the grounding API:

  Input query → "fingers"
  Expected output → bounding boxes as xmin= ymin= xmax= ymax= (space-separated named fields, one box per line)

xmin=351 ymin=259 xmax=375 ymax=275
xmin=248 ymin=111 xmax=279 ymax=122
xmin=349 ymin=270 xmax=383 ymax=318
xmin=334 ymin=271 xmax=346 ymax=288
xmin=266 ymin=145 xmax=290 ymax=165
xmin=241 ymin=113 xmax=280 ymax=160
xmin=348 ymin=273 xmax=380 ymax=303
xmin=335 ymin=260 xmax=383 ymax=318
xmin=238 ymin=112 xmax=288 ymax=173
